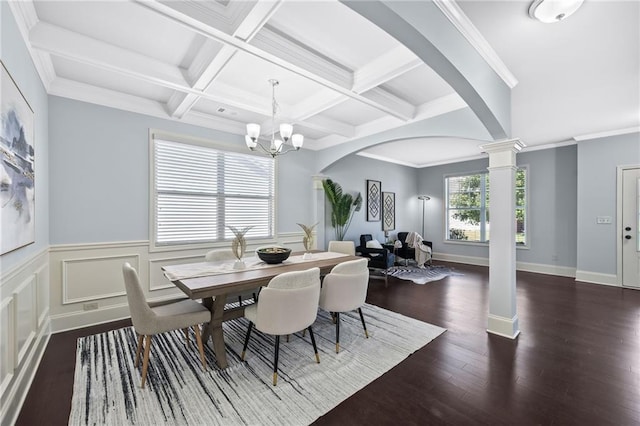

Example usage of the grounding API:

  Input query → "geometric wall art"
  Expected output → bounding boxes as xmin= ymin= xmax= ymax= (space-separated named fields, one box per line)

xmin=382 ymin=191 xmax=395 ymax=231
xmin=366 ymin=179 xmax=381 ymax=222
xmin=1 ymin=61 xmax=35 ymax=255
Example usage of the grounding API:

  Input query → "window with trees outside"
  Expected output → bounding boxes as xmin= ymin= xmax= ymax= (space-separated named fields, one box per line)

xmin=445 ymin=168 xmax=527 ymax=245
xmin=151 ymin=137 xmax=275 ymax=249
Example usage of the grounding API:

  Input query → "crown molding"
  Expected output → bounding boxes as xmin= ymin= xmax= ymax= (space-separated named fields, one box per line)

xmin=573 ymin=126 xmax=640 ymax=142
xmin=433 ymin=0 xmax=518 ymax=89
xmin=7 ymin=1 xmax=56 ymax=91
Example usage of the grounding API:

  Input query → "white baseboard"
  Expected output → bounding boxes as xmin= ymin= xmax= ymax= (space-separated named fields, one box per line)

xmin=575 ymin=270 xmax=619 ymax=287
xmin=516 ymin=261 xmax=576 ymax=278
xmin=434 ymin=252 xmax=489 ymax=266
xmin=434 ymin=253 xmax=576 ymax=277
xmin=487 ymin=314 xmax=520 ymax=339
xmin=50 ymin=303 xmax=131 ymax=333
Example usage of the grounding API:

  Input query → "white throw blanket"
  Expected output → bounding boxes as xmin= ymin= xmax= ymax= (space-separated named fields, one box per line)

xmin=404 ymin=232 xmax=432 ymax=268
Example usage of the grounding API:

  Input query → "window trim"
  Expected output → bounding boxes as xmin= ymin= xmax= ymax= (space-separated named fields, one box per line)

xmin=443 ymin=166 xmax=529 ymax=248
xmin=148 ymin=129 xmax=280 ymax=253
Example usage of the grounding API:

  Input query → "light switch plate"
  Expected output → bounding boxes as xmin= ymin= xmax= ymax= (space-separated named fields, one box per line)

xmin=596 ymin=216 xmax=612 ymax=224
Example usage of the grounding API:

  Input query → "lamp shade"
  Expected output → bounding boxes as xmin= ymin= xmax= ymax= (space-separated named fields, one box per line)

xmin=291 ymin=134 xmax=304 ymax=148
xmin=279 ymin=123 xmax=293 ymax=140
xmin=529 ymin=0 xmax=584 ymax=23
xmin=246 ymin=123 xmax=260 ymax=139
xmin=245 ymin=135 xmax=257 ymax=149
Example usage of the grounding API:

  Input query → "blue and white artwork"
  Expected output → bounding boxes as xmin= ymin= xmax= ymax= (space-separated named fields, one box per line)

xmin=1 ymin=62 xmax=35 ymax=255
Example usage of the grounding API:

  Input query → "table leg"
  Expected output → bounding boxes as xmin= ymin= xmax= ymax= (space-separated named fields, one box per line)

xmin=201 ymin=297 xmax=214 ymax=343
xmin=202 ymin=294 xmax=229 ymax=369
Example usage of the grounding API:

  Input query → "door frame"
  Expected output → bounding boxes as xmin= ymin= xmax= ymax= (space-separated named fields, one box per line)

xmin=616 ymin=164 xmax=640 ymax=286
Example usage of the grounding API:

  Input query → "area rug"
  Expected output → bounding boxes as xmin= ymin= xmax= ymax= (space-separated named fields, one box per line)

xmin=387 ymin=265 xmax=462 ymax=285
xmin=69 ymin=303 xmax=445 ymax=425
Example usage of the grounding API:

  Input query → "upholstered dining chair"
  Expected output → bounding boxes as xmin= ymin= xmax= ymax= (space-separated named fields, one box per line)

xmin=318 ymin=258 xmax=370 ymax=353
xmin=122 ymin=263 xmax=210 ymax=388
xmin=241 ymin=267 xmax=321 ymax=386
xmin=327 ymin=240 xmax=356 ymax=256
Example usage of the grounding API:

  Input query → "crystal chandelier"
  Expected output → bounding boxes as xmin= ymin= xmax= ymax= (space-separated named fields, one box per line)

xmin=245 ymin=79 xmax=303 ymax=158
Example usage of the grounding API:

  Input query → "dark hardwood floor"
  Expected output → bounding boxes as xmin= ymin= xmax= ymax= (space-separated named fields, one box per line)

xmin=16 ymin=262 xmax=640 ymax=425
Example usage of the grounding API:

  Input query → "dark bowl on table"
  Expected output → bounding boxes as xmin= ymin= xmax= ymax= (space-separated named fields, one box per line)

xmin=256 ymin=247 xmax=292 ymax=264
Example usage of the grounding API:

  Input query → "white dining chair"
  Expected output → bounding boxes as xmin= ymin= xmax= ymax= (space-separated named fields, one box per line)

xmin=241 ymin=267 xmax=321 ymax=386
xmin=319 ymin=258 xmax=370 ymax=353
xmin=327 ymin=240 xmax=356 ymax=256
xmin=122 ymin=263 xmax=210 ymax=388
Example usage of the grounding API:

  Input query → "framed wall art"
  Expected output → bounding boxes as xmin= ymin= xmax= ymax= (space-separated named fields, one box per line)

xmin=1 ymin=61 xmax=35 ymax=255
xmin=366 ymin=179 xmax=381 ymax=222
xmin=382 ymin=192 xmax=395 ymax=231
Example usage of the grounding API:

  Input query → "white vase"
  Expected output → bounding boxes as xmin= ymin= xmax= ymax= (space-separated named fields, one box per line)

xmin=233 ymin=260 xmax=246 ymax=270
xmin=302 ymin=252 xmax=313 ymax=260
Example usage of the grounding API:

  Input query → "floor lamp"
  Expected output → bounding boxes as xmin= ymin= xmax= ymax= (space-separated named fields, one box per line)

xmin=418 ymin=195 xmax=431 ymax=237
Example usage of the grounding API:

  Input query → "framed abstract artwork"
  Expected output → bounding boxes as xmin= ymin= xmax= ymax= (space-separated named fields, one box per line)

xmin=1 ymin=61 xmax=35 ymax=255
xmin=382 ymin=192 xmax=395 ymax=231
xmin=366 ymin=179 xmax=381 ymax=222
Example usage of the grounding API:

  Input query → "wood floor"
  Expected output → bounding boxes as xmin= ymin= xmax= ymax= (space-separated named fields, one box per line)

xmin=16 ymin=262 xmax=640 ymax=425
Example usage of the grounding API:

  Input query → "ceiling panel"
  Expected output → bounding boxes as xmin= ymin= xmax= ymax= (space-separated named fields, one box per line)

xmin=268 ymin=1 xmax=400 ymax=70
xmin=382 ymin=64 xmax=455 ymax=106
xmin=320 ymin=99 xmax=386 ymax=127
xmin=34 ymin=0 xmax=202 ymax=67
xmin=213 ymin=51 xmax=325 ymax=107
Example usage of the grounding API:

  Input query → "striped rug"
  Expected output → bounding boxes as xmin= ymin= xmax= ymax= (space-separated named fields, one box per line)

xmin=69 ymin=303 xmax=445 ymax=425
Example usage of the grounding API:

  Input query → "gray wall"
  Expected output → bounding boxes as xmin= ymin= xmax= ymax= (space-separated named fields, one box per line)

xmin=417 ymin=145 xmax=578 ymax=268
xmin=1 ymin=2 xmax=50 ymax=272
xmin=48 ymin=96 xmax=315 ymax=244
xmin=322 ymin=154 xmax=419 ymax=247
xmin=577 ymin=132 xmax=640 ymax=274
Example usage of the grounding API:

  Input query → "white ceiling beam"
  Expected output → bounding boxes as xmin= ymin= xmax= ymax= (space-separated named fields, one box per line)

xmin=48 ymin=77 xmax=248 ymax=135
xmin=30 ymin=22 xmax=189 ymax=89
xmin=361 ymin=87 xmax=415 ymax=120
xmin=135 ymin=0 xmax=414 ymax=121
xmin=167 ymin=1 xmax=283 ymax=118
xmin=300 ymin=115 xmax=355 ymax=138
xmin=352 ymin=45 xmax=422 ymax=93
xmin=29 ymin=21 xmax=275 ymax=117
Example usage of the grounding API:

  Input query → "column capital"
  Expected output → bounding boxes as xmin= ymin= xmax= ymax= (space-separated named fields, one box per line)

xmin=311 ymin=175 xmax=327 ymax=190
xmin=480 ymin=138 xmax=525 ymax=154
xmin=480 ymin=138 xmax=526 ymax=168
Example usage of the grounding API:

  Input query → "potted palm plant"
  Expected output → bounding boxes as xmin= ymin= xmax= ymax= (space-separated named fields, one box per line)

xmin=321 ymin=179 xmax=362 ymax=241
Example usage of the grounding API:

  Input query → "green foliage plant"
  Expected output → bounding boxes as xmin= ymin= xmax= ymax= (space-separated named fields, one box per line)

xmin=321 ymin=179 xmax=362 ymax=241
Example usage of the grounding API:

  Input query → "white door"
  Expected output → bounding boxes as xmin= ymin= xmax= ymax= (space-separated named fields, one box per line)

xmin=622 ymin=168 xmax=640 ymax=288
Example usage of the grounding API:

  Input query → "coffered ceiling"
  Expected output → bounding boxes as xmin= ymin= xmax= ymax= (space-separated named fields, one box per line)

xmin=10 ymin=0 xmax=640 ymax=167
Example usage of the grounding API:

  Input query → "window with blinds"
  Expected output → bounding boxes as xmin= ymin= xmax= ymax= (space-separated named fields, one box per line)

xmin=152 ymin=138 xmax=275 ymax=248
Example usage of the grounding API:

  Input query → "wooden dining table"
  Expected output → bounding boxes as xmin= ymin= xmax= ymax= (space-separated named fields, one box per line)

xmin=162 ymin=251 xmax=361 ymax=369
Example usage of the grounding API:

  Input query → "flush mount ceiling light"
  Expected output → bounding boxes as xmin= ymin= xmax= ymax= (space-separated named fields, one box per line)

xmin=529 ymin=0 xmax=584 ymax=23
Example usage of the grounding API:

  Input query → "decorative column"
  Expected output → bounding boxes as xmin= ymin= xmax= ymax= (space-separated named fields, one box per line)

xmin=479 ymin=139 xmax=525 ymax=339
xmin=311 ymin=175 xmax=326 ymax=250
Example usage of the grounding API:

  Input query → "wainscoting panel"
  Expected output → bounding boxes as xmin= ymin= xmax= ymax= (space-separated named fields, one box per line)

xmin=0 ymin=297 xmax=15 ymax=397
xmin=13 ymin=276 xmax=36 ymax=367
xmin=36 ymin=264 xmax=49 ymax=329
xmin=0 ymin=249 xmax=50 ymax=426
xmin=62 ymin=254 xmax=139 ymax=304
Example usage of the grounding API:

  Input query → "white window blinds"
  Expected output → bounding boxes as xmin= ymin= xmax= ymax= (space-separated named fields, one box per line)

xmin=153 ymin=138 xmax=275 ymax=247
